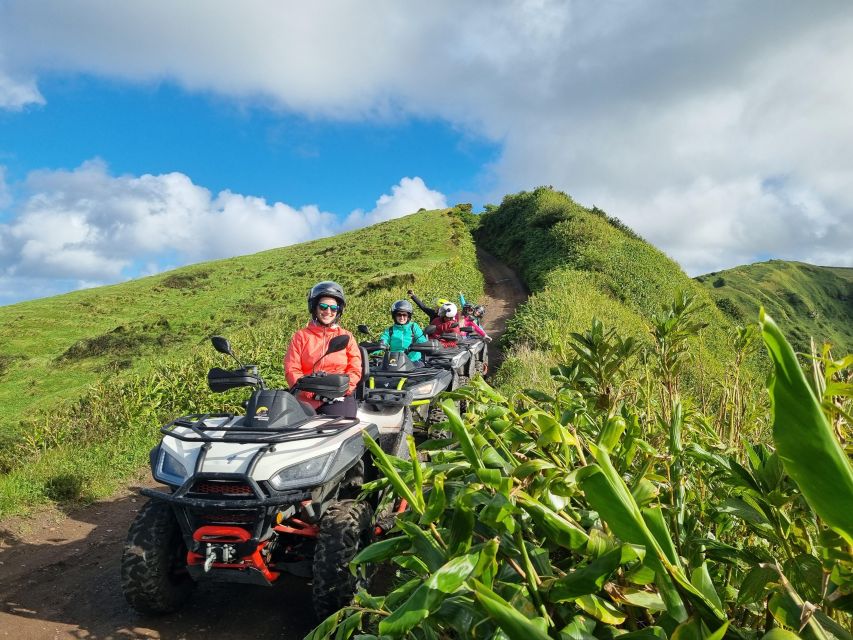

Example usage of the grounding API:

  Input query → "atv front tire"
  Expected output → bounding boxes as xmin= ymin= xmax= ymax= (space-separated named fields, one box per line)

xmin=121 ymin=499 xmax=195 ymax=614
xmin=312 ymin=500 xmax=375 ymax=620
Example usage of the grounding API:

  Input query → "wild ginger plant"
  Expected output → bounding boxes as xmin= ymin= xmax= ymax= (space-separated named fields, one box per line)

xmin=307 ymin=312 xmax=852 ymax=640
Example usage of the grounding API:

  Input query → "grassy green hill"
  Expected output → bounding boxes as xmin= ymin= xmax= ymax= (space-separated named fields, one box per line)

xmin=697 ymin=260 xmax=853 ymax=354
xmin=0 ymin=208 xmax=483 ymax=515
xmin=475 ymin=187 xmax=757 ymax=401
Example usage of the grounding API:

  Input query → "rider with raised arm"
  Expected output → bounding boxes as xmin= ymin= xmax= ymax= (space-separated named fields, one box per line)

xmin=407 ymin=288 xmax=451 ymax=322
xmin=284 ymin=281 xmax=362 ymax=417
xmin=429 ymin=301 xmax=463 ymax=347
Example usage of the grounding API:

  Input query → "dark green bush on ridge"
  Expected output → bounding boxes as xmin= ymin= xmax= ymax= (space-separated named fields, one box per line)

xmin=475 ymin=186 xmax=757 ymax=405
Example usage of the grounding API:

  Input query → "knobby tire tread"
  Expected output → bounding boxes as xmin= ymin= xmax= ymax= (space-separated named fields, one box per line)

xmin=121 ymin=499 xmax=195 ymax=614
xmin=312 ymin=499 xmax=374 ymax=620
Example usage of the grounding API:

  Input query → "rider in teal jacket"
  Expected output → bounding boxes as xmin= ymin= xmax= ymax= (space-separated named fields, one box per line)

xmin=380 ymin=300 xmax=429 ymax=362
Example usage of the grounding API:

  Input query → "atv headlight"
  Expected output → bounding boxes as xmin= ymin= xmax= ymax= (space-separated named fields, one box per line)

xmin=409 ymin=380 xmax=440 ymax=398
xmin=269 ymin=453 xmax=333 ymax=491
xmin=155 ymin=449 xmax=189 ymax=486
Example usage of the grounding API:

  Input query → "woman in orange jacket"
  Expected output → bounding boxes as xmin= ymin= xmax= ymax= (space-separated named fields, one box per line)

xmin=284 ymin=281 xmax=362 ymax=418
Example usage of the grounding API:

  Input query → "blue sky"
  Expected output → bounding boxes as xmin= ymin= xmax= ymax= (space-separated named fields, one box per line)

xmin=0 ymin=75 xmax=498 ymax=214
xmin=1 ymin=2 xmax=852 ymax=305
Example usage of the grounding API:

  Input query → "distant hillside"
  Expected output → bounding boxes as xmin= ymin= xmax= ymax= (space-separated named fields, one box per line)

xmin=0 ymin=208 xmax=483 ymax=515
xmin=697 ymin=260 xmax=853 ymax=354
xmin=475 ymin=187 xmax=754 ymax=396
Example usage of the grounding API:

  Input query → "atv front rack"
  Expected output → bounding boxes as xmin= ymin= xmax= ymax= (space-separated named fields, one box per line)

xmin=362 ymin=388 xmax=413 ymax=407
xmin=161 ymin=413 xmax=361 ymax=445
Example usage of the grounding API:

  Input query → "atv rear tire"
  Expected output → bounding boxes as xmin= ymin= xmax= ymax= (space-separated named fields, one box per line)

xmin=121 ymin=499 xmax=195 ymax=614
xmin=312 ymin=500 xmax=374 ymax=620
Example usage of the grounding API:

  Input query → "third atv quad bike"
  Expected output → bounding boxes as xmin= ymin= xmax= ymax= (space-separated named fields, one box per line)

xmin=356 ymin=325 xmax=454 ymax=429
xmin=121 ymin=334 xmax=404 ymax=621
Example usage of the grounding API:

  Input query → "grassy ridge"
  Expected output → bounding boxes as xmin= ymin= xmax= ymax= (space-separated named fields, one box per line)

xmin=475 ymin=187 xmax=754 ymax=399
xmin=0 ymin=208 xmax=483 ymax=516
xmin=697 ymin=260 xmax=853 ymax=354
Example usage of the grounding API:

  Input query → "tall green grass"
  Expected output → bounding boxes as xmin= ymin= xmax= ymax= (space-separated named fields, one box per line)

xmin=0 ymin=208 xmax=484 ymax=516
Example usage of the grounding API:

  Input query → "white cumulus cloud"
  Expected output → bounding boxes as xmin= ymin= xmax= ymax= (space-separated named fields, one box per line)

xmin=342 ymin=177 xmax=447 ymax=230
xmin=0 ymin=161 xmax=446 ymax=303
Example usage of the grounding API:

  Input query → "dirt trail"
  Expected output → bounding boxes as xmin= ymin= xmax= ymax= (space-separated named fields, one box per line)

xmin=0 ymin=251 xmax=527 ymax=640
xmin=475 ymin=247 xmax=529 ymax=371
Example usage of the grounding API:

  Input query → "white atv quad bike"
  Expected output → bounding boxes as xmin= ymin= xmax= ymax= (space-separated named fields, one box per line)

xmin=121 ymin=334 xmax=405 ymax=621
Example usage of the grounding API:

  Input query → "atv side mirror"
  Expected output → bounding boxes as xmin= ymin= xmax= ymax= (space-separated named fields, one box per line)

xmin=423 ymin=325 xmax=436 ymax=335
xmin=357 ymin=324 xmax=370 ymax=335
xmin=211 ymin=335 xmax=233 ymax=355
xmin=326 ymin=335 xmax=350 ymax=354
xmin=460 ymin=325 xmax=474 ymax=333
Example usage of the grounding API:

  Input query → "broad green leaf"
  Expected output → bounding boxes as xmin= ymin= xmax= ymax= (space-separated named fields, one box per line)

xmin=378 ymin=582 xmax=442 ymax=635
xmin=575 ymin=593 xmax=626 ymax=625
xmin=442 ymin=399 xmax=485 ymax=470
xmin=737 ymin=565 xmax=778 ymax=605
xmin=393 ymin=555 xmax=429 ymax=574
xmin=421 ymin=472 xmax=446 ymax=524
xmin=576 ymin=459 xmax=687 ymax=622
xmin=617 ymin=589 xmax=667 ymax=611
xmin=425 ymin=550 xmax=480 ymax=593
xmin=351 ymin=536 xmax=409 ymax=566
xmin=617 ymin=627 xmax=669 ymax=640
xmin=670 ymin=617 xmax=702 ymax=640
xmin=599 ymin=415 xmax=627 ymax=453
xmin=305 ymin=610 xmax=343 ymax=640
xmin=333 ymin=611 xmax=363 ymax=640
xmin=761 ymin=630 xmax=802 ymax=640
xmin=705 ymin=621 xmax=730 ymax=640
xmin=517 ymin=492 xmax=589 ymax=550
xmin=690 ymin=563 xmax=723 ymax=613
xmin=472 ymin=580 xmax=552 ymax=640
xmin=642 ymin=507 xmax=679 ymax=566
xmin=513 ymin=459 xmax=557 ymax=478
xmin=631 ymin=477 xmax=659 ymax=507
xmin=396 ymin=520 xmax=445 ymax=572
xmin=448 ymin=503 xmax=475 ymax=555
xmin=548 ymin=546 xmax=625 ymax=602
xmin=363 ymin=432 xmax=423 ymax=513
xmin=761 ymin=311 xmax=853 ymax=545
xmin=559 ymin=614 xmax=597 ymax=640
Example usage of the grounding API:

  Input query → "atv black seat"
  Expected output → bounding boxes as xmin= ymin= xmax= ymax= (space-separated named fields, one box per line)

xmin=246 ymin=389 xmax=312 ymax=428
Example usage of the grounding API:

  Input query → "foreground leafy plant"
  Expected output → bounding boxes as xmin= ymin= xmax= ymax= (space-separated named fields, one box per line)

xmin=307 ymin=308 xmax=852 ymax=640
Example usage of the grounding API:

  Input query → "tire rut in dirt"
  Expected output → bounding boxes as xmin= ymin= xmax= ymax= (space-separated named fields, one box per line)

xmin=120 ymin=499 xmax=195 ymax=615
xmin=312 ymin=499 xmax=374 ymax=621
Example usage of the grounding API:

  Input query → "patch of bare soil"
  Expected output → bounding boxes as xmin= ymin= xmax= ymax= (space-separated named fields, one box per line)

xmin=0 ymin=470 xmax=315 ymax=639
xmin=0 ymin=250 xmax=526 ymax=639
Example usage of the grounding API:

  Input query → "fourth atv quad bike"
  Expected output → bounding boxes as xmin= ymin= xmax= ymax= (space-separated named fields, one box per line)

xmin=121 ymin=335 xmax=403 ymax=621
xmin=457 ymin=325 xmax=489 ymax=377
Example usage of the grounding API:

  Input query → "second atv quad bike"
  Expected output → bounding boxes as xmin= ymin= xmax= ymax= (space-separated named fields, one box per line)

xmin=356 ymin=326 xmax=454 ymax=429
xmin=121 ymin=335 xmax=403 ymax=621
